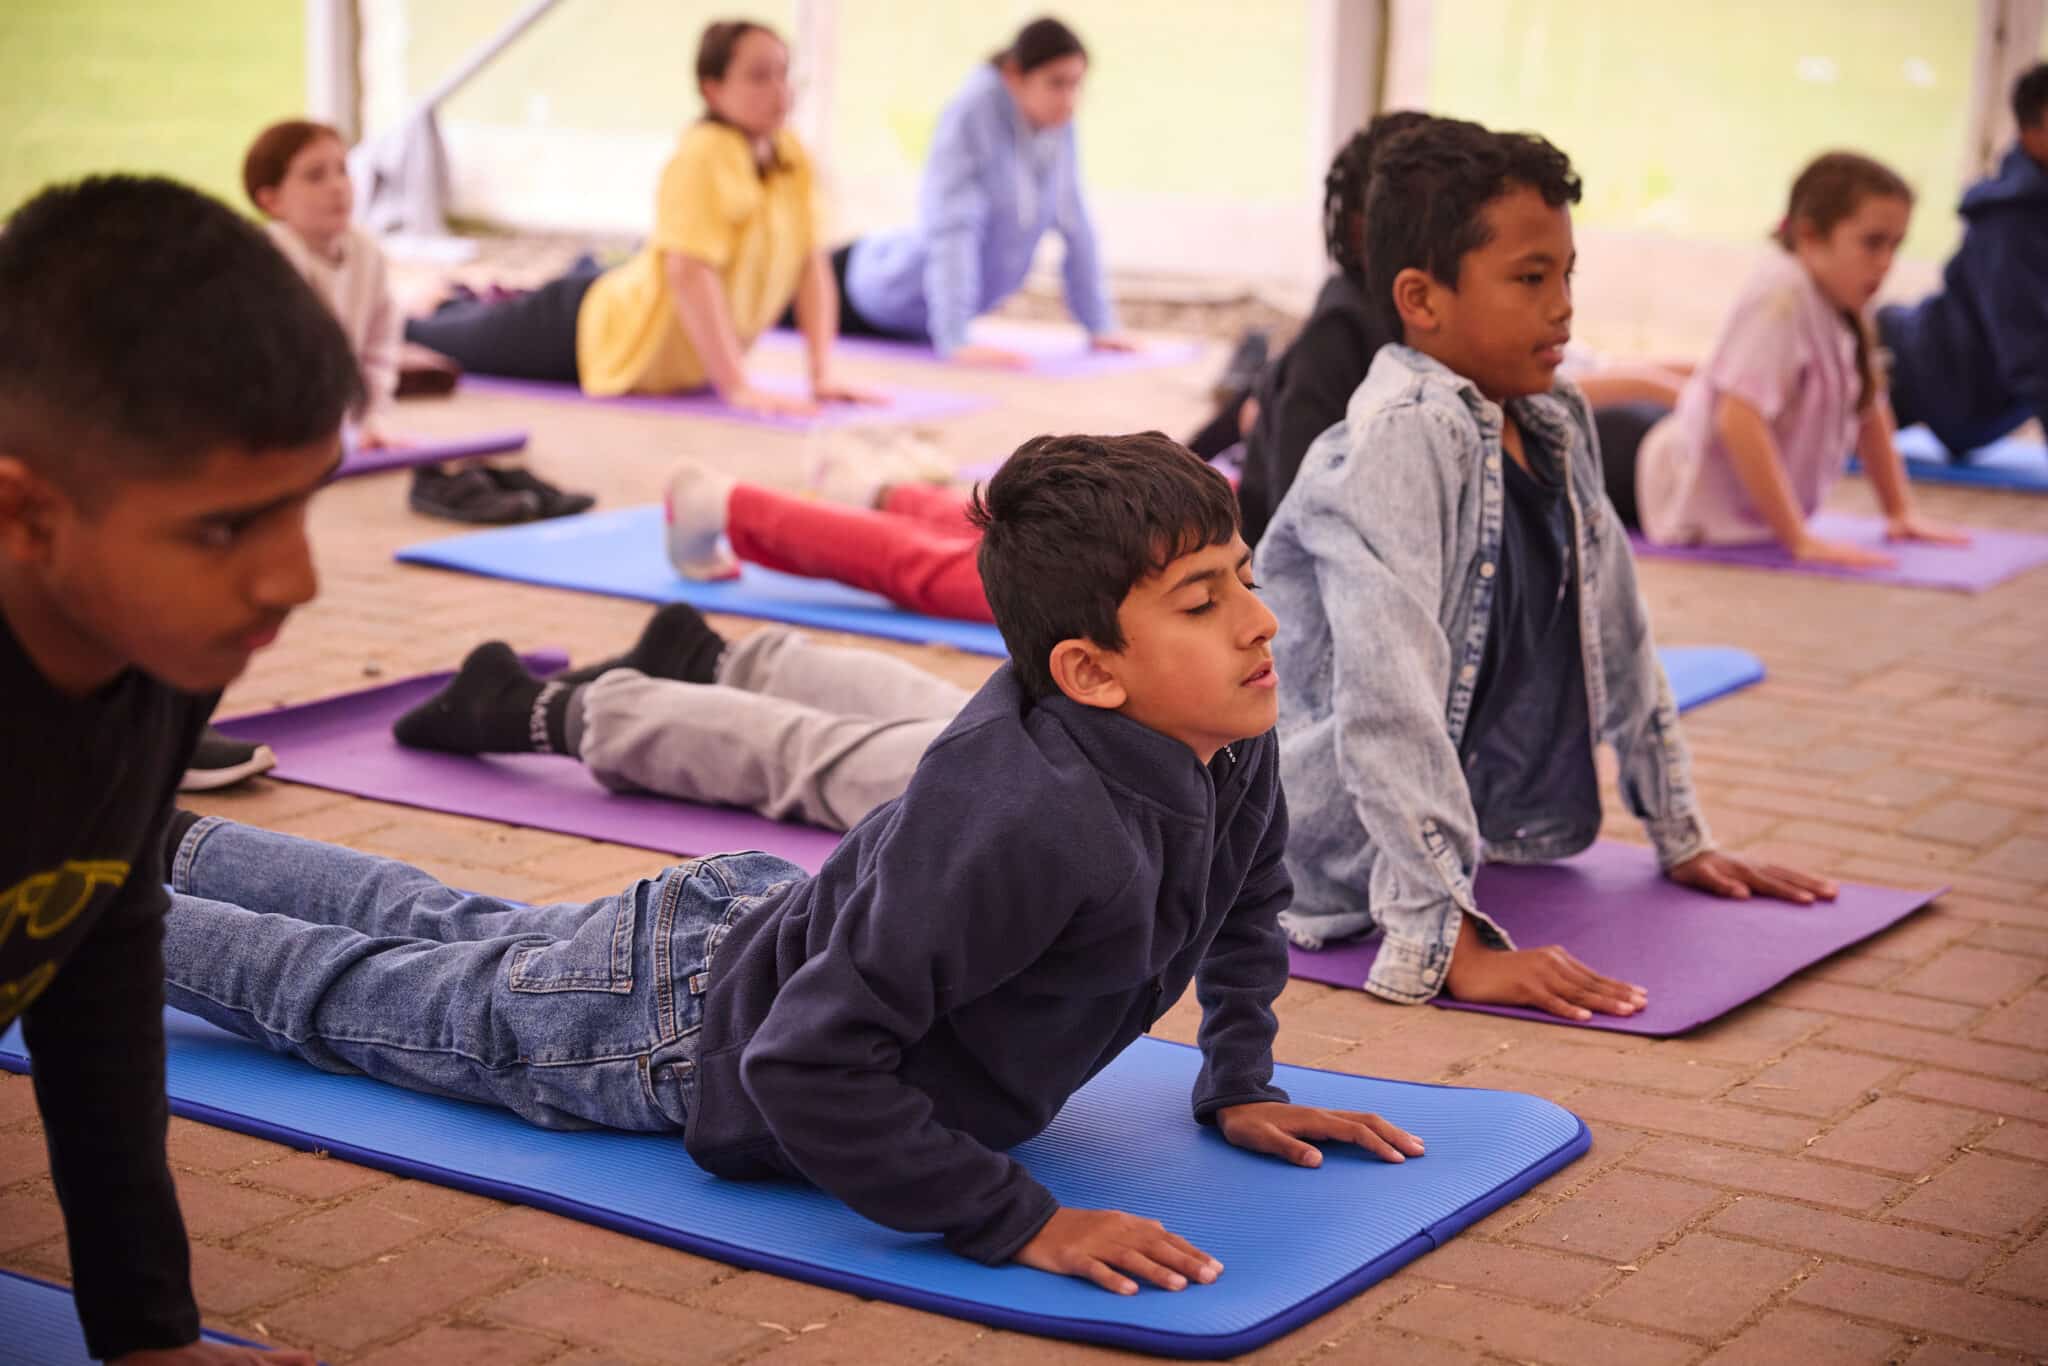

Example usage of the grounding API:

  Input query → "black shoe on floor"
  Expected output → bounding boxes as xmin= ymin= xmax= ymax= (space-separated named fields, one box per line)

xmin=1211 ymin=328 xmax=1270 ymax=404
xmin=409 ymin=465 xmax=544 ymax=524
xmin=483 ymin=466 xmax=596 ymax=519
xmin=179 ymin=727 xmax=277 ymax=792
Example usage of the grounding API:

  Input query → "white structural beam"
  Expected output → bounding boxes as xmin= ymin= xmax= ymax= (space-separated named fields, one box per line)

xmin=304 ymin=0 xmax=360 ymax=139
xmin=1967 ymin=0 xmax=2045 ymax=178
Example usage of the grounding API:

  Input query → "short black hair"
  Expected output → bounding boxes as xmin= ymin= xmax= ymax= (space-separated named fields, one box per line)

xmin=968 ymin=433 xmax=1239 ymax=701
xmin=994 ymin=17 xmax=1086 ymax=74
xmin=2015 ymin=62 xmax=2048 ymax=131
xmin=0 ymin=175 xmax=362 ymax=497
xmin=1323 ymin=109 xmax=1438 ymax=284
xmin=1362 ymin=119 xmax=1583 ymax=340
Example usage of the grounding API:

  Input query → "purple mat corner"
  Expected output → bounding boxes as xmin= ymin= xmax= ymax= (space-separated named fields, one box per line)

xmin=460 ymin=373 xmax=991 ymax=431
xmin=1629 ymin=513 xmax=2048 ymax=592
xmin=1287 ymin=842 xmax=1939 ymax=1035
xmin=213 ymin=655 xmax=844 ymax=873
xmin=338 ymin=429 xmax=528 ymax=479
xmin=761 ymin=320 xmax=1206 ymax=379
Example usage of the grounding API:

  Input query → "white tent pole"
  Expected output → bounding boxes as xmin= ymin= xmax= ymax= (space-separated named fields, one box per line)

xmin=304 ymin=0 xmax=360 ymax=140
xmin=1965 ymin=0 xmax=2046 ymax=181
xmin=413 ymin=0 xmax=568 ymax=118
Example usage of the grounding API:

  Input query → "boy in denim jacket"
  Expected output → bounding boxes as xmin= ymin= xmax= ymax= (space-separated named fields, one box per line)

xmin=160 ymin=434 xmax=1422 ymax=1298
xmin=1257 ymin=120 xmax=1837 ymax=1021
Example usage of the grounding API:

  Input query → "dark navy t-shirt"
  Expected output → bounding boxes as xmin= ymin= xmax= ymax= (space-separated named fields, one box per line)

xmin=1459 ymin=430 xmax=1600 ymax=841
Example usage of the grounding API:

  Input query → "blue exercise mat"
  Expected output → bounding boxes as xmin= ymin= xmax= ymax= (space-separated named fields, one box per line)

xmin=0 ymin=1012 xmax=1584 ymax=1359
xmin=1857 ymin=426 xmax=2048 ymax=493
xmin=395 ymin=506 xmax=1766 ymax=708
xmin=0 ymin=1268 xmax=271 ymax=1365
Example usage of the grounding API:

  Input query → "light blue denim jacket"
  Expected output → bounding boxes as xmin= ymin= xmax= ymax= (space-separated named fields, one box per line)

xmin=1255 ymin=345 xmax=1713 ymax=1004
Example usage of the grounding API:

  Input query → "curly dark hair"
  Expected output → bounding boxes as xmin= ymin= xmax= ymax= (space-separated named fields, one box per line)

xmin=1362 ymin=119 xmax=1582 ymax=341
xmin=967 ymin=432 xmax=1239 ymax=701
xmin=1322 ymin=109 xmax=1438 ymax=284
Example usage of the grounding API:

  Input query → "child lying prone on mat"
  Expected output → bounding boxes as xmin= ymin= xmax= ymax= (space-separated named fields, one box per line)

xmin=160 ymin=434 xmax=1423 ymax=1296
xmin=1256 ymin=118 xmax=1840 ymax=1021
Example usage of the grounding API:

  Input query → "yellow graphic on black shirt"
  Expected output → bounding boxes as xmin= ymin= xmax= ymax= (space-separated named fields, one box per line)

xmin=0 ymin=860 xmax=131 ymax=1024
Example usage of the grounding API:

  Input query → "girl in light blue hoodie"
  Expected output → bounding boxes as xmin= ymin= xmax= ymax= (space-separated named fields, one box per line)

xmin=836 ymin=17 xmax=1132 ymax=367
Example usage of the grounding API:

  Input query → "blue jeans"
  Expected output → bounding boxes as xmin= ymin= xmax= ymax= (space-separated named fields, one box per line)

xmin=163 ymin=817 xmax=801 ymax=1132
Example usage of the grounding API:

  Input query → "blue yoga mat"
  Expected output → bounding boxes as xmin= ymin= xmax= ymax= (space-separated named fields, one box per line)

xmin=0 ymin=1268 xmax=268 ymax=1365
xmin=395 ymin=506 xmax=1767 ymax=708
xmin=0 ymin=1013 xmax=1584 ymax=1359
xmin=1859 ymin=426 xmax=2048 ymax=493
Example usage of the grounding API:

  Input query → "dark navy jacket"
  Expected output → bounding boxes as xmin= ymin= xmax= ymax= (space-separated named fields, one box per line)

xmin=684 ymin=665 xmax=1292 ymax=1264
xmin=1881 ymin=147 xmax=2048 ymax=453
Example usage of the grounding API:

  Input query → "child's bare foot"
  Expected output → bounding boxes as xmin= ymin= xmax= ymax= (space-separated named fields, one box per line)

xmin=804 ymin=431 xmax=950 ymax=508
xmin=663 ymin=461 xmax=739 ymax=580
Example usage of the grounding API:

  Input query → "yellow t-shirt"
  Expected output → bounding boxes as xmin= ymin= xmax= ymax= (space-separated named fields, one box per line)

xmin=576 ymin=122 xmax=820 ymax=396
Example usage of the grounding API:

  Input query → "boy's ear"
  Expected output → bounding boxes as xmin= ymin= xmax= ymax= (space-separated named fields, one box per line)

xmin=253 ymin=185 xmax=282 ymax=218
xmin=1391 ymin=266 xmax=1443 ymax=336
xmin=0 ymin=456 xmax=62 ymax=567
xmin=1046 ymin=637 xmax=1128 ymax=712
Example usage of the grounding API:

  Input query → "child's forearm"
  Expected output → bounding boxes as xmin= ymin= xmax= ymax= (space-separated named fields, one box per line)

xmin=1715 ymin=393 xmax=1810 ymax=549
xmin=665 ymin=252 xmax=751 ymax=397
xmin=792 ymin=250 xmax=838 ymax=383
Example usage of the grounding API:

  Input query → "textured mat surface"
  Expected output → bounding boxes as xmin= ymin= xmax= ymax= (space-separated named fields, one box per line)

xmin=1630 ymin=512 xmax=2048 ymax=591
xmin=337 ymin=428 xmax=528 ymax=478
xmin=1286 ymin=841 xmax=1941 ymax=1035
xmin=461 ymin=373 xmax=990 ymax=430
xmin=0 ymin=1268 xmax=268 ymax=1365
xmin=0 ymin=1020 xmax=1585 ymax=1358
xmin=760 ymin=319 xmax=1206 ymax=378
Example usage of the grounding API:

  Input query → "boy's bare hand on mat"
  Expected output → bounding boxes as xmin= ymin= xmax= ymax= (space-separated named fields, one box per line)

xmin=1668 ymin=851 xmax=1838 ymax=905
xmin=1016 ymin=1206 xmax=1223 ymax=1296
xmin=114 ymin=1343 xmax=317 ymax=1364
xmin=1089 ymin=333 xmax=1141 ymax=352
xmin=1215 ymin=1101 xmax=1424 ymax=1167
xmin=810 ymin=377 xmax=889 ymax=407
xmin=1444 ymin=917 xmax=1646 ymax=1021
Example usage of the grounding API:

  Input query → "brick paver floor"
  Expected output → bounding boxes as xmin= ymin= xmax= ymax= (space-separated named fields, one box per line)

xmin=3 ymin=329 xmax=2043 ymax=1365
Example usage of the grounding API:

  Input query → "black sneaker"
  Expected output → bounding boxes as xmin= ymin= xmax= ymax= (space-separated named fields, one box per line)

xmin=409 ymin=465 xmax=543 ymax=524
xmin=179 ymin=727 xmax=277 ymax=792
xmin=1211 ymin=328 xmax=1270 ymax=404
xmin=483 ymin=466 xmax=596 ymax=518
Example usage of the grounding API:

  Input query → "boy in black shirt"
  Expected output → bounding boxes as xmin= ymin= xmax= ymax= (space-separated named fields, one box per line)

xmin=0 ymin=177 xmax=361 ymax=1363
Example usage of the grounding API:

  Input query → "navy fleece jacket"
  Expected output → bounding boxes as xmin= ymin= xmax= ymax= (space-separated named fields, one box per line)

xmin=683 ymin=664 xmax=1292 ymax=1264
xmin=1881 ymin=146 xmax=2048 ymax=454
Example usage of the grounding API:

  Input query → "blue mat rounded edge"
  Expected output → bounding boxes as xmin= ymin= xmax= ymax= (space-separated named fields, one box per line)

xmin=0 ymin=1031 xmax=1587 ymax=1360
xmin=0 ymin=1266 xmax=274 ymax=1365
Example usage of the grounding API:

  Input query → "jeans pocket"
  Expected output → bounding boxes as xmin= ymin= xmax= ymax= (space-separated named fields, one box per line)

xmin=508 ymin=893 xmax=639 ymax=995
xmin=640 ymin=1050 xmax=697 ymax=1130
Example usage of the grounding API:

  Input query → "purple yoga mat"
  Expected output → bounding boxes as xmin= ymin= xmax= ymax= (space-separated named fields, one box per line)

xmin=460 ymin=373 xmax=990 ymax=431
xmin=1287 ymin=842 xmax=1939 ymax=1035
xmin=1629 ymin=513 xmax=2048 ymax=592
xmin=337 ymin=429 xmax=529 ymax=479
xmin=760 ymin=320 xmax=1206 ymax=379
xmin=213 ymin=655 xmax=844 ymax=872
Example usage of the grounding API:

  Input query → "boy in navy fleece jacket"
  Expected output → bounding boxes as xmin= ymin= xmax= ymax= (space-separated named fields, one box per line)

xmin=1880 ymin=62 xmax=2048 ymax=456
xmin=159 ymin=433 xmax=1422 ymax=1296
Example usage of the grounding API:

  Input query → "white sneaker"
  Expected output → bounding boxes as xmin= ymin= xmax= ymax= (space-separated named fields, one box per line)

xmin=804 ymin=430 xmax=953 ymax=508
xmin=662 ymin=461 xmax=740 ymax=580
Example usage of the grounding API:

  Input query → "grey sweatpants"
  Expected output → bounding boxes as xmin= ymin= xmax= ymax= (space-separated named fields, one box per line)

xmin=571 ymin=628 xmax=970 ymax=831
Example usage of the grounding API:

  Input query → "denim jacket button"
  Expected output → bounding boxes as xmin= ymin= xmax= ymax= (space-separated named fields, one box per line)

xmin=1459 ymin=663 xmax=1477 ymax=682
xmin=1480 ymin=561 xmax=1496 ymax=578
xmin=1486 ymin=456 xmax=1502 ymax=472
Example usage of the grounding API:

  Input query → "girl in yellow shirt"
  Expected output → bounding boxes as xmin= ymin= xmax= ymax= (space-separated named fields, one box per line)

xmin=406 ymin=21 xmax=871 ymax=419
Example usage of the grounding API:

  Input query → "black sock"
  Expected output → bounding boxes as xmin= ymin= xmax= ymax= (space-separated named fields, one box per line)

xmin=393 ymin=642 xmax=572 ymax=754
xmin=551 ymin=603 xmax=727 ymax=686
xmin=164 ymin=808 xmax=204 ymax=869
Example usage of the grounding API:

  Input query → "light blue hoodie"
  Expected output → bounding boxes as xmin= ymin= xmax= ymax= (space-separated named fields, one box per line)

xmin=843 ymin=64 xmax=1117 ymax=354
